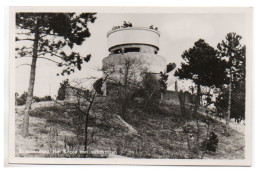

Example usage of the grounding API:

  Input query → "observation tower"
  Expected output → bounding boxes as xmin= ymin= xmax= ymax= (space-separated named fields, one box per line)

xmin=102 ymin=26 xmax=167 ymax=95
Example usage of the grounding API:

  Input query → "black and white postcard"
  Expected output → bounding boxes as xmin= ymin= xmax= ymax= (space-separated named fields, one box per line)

xmin=7 ymin=6 xmax=252 ymax=166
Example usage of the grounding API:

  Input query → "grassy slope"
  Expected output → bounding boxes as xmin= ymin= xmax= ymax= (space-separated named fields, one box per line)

xmin=15 ymin=98 xmax=245 ymax=159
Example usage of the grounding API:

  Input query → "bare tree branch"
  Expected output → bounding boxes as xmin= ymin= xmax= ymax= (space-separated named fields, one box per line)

xmin=38 ymin=50 xmax=65 ymax=59
xmin=16 ymin=38 xmax=34 ymax=41
xmin=38 ymin=56 xmax=60 ymax=64
xmin=16 ymin=64 xmax=31 ymax=68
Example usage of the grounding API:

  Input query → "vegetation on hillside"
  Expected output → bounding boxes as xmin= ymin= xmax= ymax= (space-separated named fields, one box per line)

xmin=15 ymin=97 xmax=244 ymax=159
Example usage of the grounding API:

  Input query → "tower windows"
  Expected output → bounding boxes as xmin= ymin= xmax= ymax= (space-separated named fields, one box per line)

xmin=113 ymin=49 xmax=123 ymax=54
xmin=111 ymin=46 xmax=158 ymax=54
xmin=124 ymin=47 xmax=140 ymax=53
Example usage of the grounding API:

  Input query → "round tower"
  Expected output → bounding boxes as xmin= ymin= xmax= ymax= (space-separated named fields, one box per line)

xmin=102 ymin=26 xmax=167 ymax=95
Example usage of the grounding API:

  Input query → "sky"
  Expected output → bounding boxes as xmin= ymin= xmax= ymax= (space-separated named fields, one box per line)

xmin=15 ymin=12 xmax=248 ymax=97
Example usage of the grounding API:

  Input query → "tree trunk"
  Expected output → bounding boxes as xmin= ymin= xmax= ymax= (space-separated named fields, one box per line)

xmin=194 ymin=84 xmax=201 ymax=154
xmin=225 ymin=68 xmax=232 ymax=135
xmin=177 ymin=91 xmax=185 ymax=117
xmin=175 ymin=81 xmax=178 ymax=92
xmin=176 ymin=81 xmax=185 ymax=117
xmin=84 ymin=112 xmax=89 ymax=156
xmin=22 ymin=20 xmax=39 ymax=137
xmin=160 ymin=92 xmax=164 ymax=103
xmin=84 ymin=91 xmax=97 ymax=157
xmin=83 ymin=77 xmax=109 ymax=156
xmin=144 ymin=89 xmax=155 ymax=109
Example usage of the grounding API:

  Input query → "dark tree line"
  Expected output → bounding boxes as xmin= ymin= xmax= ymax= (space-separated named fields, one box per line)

xmin=175 ymin=33 xmax=246 ymax=135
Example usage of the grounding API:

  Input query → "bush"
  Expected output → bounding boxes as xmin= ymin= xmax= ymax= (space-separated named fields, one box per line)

xmin=16 ymin=97 xmax=26 ymax=105
xmin=15 ymin=91 xmax=52 ymax=105
xmin=57 ymin=79 xmax=70 ymax=100
xmin=34 ymin=96 xmax=41 ymax=102
xmin=201 ymin=131 xmax=219 ymax=152
xmin=40 ymin=95 xmax=52 ymax=101
xmin=34 ymin=95 xmax=52 ymax=102
xmin=15 ymin=92 xmax=27 ymax=105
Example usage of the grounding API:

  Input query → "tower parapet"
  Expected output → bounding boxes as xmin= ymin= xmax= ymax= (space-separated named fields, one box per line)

xmin=107 ymin=27 xmax=160 ymax=53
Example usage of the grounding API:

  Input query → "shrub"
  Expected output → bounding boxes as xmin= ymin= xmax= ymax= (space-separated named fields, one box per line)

xmin=201 ymin=131 xmax=219 ymax=152
xmin=16 ymin=92 xmax=27 ymax=105
xmin=40 ymin=95 xmax=52 ymax=101
xmin=16 ymin=97 xmax=26 ymax=105
xmin=34 ymin=96 xmax=41 ymax=102
xmin=57 ymin=79 xmax=70 ymax=100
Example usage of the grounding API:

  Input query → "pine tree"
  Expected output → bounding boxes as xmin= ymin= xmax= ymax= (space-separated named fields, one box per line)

xmin=174 ymin=39 xmax=227 ymax=151
xmin=15 ymin=13 xmax=96 ymax=136
xmin=175 ymin=39 xmax=227 ymax=99
xmin=217 ymin=33 xmax=246 ymax=133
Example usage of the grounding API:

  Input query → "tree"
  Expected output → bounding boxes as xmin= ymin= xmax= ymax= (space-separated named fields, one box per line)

xmin=159 ymin=71 xmax=168 ymax=101
xmin=57 ymin=79 xmax=70 ymax=100
xmin=63 ymin=70 xmax=115 ymax=157
xmin=166 ymin=63 xmax=176 ymax=73
xmin=175 ymin=39 xmax=227 ymax=103
xmin=16 ymin=13 xmax=96 ymax=136
xmin=217 ymin=33 xmax=246 ymax=131
xmin=105 ymin=55 xmax=144 ymax=116
xmin=142 ymin=72 xmax=160 ymax=109
xmin=175 ymin=39 xmax=227 ymax=95
xmin=174 ymin=39 xmax=227 ymax=151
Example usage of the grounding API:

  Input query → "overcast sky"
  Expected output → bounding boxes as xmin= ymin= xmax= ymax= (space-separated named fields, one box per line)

xmin=15 ymin=12 xmax=248 ymax=97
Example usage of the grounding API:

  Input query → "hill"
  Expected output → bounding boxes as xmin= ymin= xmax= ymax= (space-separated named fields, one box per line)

xmin=15 ymin=98 xmax=245 ymax=159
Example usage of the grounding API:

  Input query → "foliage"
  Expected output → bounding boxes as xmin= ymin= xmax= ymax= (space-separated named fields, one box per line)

xmin=105 ymin=55 xmax=144 ymax=116
xmin=215 ymin=87 xmax=245 ymax=122
xmin=16 ymin=13 xmax=96 ymax=75
xmin=174 ymin=39 xmax=227 ymax=156
xmin=159 ymin=71 xmax=168 ymax=94
xmin=34 ymin=95 xmax=52 ymax=102
xmin=16 ymin=92 xmax=53 ymax=105
xmin=201 ymin=131 xmax=219 ymax=152
xmin=16 ymin=92 xmax=28 ymax=105
xmin=178 ymin=90 xmax=187 ymax=117
xmin=215 ymin=88 xmax=229 ymax=113
xmin=41 ymin=95 xmax=52 ymax=101
xmin=217 ymin=33 xmax=246 ymax=72
xmin=93 ymin=78 xmax=103 ymax=95
xmin=57 ymin=79 xmax=70 ymax=100
xmin=166 ymin=63 xmax=176 ymax=73
xmin=217 ymin=32 xmax=246 ymax=121
xmin=16 ymin=12 xmax=96 ymax=136
xmin=141 ymin=73 xmax=161 ymax=108
xmin=175 ymin=39 xmax=227 ymax=89
xmin=16 ymin=96 xmax=245 ymax=159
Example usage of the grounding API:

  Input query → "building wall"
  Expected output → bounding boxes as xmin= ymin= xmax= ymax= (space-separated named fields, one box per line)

xmin=102 ymin=53 xmax=166 ymax=96
xmin=103 ymin=52 xmax=166 ymax=74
